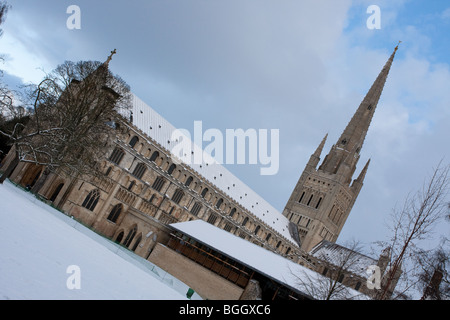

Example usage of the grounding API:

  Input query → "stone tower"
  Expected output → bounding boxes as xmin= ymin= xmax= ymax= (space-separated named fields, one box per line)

xmin=283 ymin=45 xmax=398 ymax=252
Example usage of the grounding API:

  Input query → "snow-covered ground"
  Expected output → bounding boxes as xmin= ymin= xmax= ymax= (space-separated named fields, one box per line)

xmin=0 ymin=180 xmax=193 ymax=300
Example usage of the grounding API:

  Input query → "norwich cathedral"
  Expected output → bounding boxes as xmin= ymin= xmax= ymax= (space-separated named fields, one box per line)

xmin=0 ymin=45 xmax=402 ymax=299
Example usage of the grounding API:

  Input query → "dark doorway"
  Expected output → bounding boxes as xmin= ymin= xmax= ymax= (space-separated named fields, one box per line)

xmin=49 ymin=183 xmax=64 ymax=202
xmin=115 ymin=231 xmax=124 ymax=244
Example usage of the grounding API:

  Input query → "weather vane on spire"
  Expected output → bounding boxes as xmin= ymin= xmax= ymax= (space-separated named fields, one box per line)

xmin=105 ymin=49 xmax=117 ymax=65
xmin=395 ymin=41 xmax=402 ymax=51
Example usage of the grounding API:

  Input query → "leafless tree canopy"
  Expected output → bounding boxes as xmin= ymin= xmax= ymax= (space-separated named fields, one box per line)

xmin=0 ymin=59 xmax=131 ymax=181
xmin=416 ymin=246 xmax=449 ymax=300
xmin=292 ymin=240 xmax=367 ymax=300
xmin=377 ymin=162 xmax=450 ymax=299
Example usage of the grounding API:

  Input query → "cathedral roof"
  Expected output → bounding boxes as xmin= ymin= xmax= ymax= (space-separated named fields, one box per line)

xmin=125 ymin=94 xmax=298 ymax=246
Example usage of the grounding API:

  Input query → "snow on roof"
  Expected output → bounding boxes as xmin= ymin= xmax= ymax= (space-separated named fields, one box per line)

xmin=309 ymin=240 xmax=377 ymax=279
xmin=170 ymin=220 xmax=368 ymax=300
xmin=128 ymin=94 xmax=298 ymax=246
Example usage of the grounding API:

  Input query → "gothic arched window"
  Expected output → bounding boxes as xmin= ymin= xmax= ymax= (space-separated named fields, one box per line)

xmin=131 ymin=234 xmax=142 ymax=252
xmin=185 ymin=176 xmax=193 ymax=187
xmin=207 ymin=213 xmax=218 ymax=225
xmin=307 ymin=194 xmax=314 ymax=206
xmin=190 ymin=202 xmax=202 ymax=216
xmin=115 ymin=231 xmax=124 ymax=244
xmin=315 ymin=197 xmax=323 ymax=209
xmin=107 ymin=204 xmax=122 ymax=223
xmin=172 ymin=188 xmax=184 ymax=204
xmin=124 ymin=226 xmax=137 ymax=247
xmin=152 ymin=176 xmax=166 ymax=192
xmin=149 ymin=151 xmax=159 ymax=162
xmin=82 ymin=189 xmax=100 ymax=211
xmin=109 ymin=147 xmax=125 ymax=165
xmin=132 ymin=162 xmax=146 ymax=179
xmin=129 ymin=136 xmax=139 ymax=148
xmin=215 ymin=198 xmax=223 ymax=210
xmin=299 ymin=191 xmax=305 ymax=203
xmin=167 ymin=164 xmax=176 ymax=175
xmin=201 ymin=187 xmax=208 ymax=198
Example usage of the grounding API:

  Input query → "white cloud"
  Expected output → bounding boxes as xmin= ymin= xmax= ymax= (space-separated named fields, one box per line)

xmin=1 ymin=1 xmax=449 ymax=252
xmin=0 ymin=32 xmax=51 ymax=83
xmin=442 ymin=7 xmax=450 ymax=21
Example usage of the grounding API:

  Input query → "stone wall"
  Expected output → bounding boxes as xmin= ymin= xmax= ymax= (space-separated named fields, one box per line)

xmin=149 ymin=243 xmax=244 ymax=300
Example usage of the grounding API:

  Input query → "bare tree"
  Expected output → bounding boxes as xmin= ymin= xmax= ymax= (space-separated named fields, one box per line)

xmin=0 ymin=0 xmax=19 ymax=163
xmin=0 ymin=1 xmax=9 ymax=38
xmin=376 ymin=161 xmax=450 ymax=299
xmin=292 ymin=240 xmax=368 ymax=300
xmin=0 ymin=53 xmax=131 ymax=187
xmin=416 ymin=246 xmax=449 ymax=300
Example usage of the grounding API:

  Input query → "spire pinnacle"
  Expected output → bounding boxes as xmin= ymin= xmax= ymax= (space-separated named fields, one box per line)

xmin=313 ymin=133 xmax=328 ymax=158
xmin=105 ymin=49 xmax=117 ymax=66
xmin=307 ymin=133 xmax=328 ymax=169
xmin=356 ymin=158 xmax=370 ymax=182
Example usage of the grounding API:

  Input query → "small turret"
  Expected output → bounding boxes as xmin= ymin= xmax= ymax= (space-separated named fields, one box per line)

xmin=306 ymin=133 xmax=328 ymax=170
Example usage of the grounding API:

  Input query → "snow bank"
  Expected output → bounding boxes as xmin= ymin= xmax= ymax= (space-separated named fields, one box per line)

xmin=0 ymin=181 xmax=191 ymax=300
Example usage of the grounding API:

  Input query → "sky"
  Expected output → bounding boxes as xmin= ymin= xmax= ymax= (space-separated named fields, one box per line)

xmin=1 ymin=0 xmax=449 ymax=255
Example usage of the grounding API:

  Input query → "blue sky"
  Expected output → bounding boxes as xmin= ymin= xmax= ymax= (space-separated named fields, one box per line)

xmin=1 ymin=0 xmax=449 ymax=255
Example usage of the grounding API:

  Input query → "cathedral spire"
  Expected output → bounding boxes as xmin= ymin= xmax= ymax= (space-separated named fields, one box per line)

xmin=319 ymin=44 xmax=398 ymax=176
xmin=283 ymin=45 xmax=398 ymax=252
xmin=87 ymin=49 xmax=117 ymax=85
xmin=337 ymin=44 xmax=397 ymax=154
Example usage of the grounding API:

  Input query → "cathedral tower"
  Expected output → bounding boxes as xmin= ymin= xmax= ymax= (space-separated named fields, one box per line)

xmin=283 ymin=45 xmax=398 ymax=252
